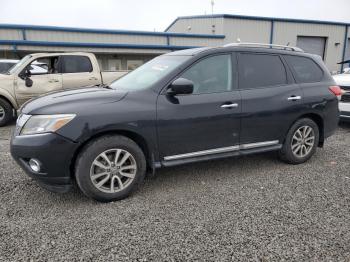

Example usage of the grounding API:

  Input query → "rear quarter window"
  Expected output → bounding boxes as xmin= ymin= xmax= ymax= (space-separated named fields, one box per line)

xmin=284 ymin=55 xmax=324 ymax=83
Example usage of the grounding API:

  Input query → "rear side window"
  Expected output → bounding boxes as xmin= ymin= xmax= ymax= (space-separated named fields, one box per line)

xmin=239 ymin=53 xmax=287 ymax=89
xmin=284 ymin=55 xmax=323 ymax=83
xmin=61 ymin=56 xmax=93 ymax=73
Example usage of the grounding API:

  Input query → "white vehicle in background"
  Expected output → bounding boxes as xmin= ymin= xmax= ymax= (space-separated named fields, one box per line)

xmin=333 ymin=68 xmax=350 ymax=121
xmin=0 ymin=52 xmax=128 ymax=126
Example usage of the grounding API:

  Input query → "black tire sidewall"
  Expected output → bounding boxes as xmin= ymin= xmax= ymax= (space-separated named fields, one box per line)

xmin=0 ymin=98 xmax=13 ymax=127
xmin=75 ymin=135 xmax=146 ymax=202
xmin=280 ymin=118 xmax=319 ymax=164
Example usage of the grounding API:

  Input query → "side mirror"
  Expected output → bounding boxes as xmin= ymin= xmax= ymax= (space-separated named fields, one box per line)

xmin=25 ymin=77 xmax=33 ymax=87
xmin=167 ymin=78 xmax=194 ymax=96
xmin=19 ymin=68 xmax=31 ymax=80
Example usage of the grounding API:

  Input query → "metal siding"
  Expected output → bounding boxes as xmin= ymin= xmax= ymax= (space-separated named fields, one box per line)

xmin=25 ymin=30 xmax=167 ymax=45
xmin=223 ymin=19 xmax=271 ymax=44
xmin=169 ymin=37 xmax=223 ymax=46
xmin=273 ymin=22 xmax=345 ymax=71
xmin=166 ymin=18 xmax=224 ymax=35
xmin=346 ymin=37 xmax=350 ymax=60
xmin=0 ymin=29 xmax=23 ymax=40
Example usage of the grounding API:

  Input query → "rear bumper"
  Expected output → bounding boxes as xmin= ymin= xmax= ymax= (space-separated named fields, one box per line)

xmin=339 ymin=102 xmax=350 ymax=121
xmin=10 ymin=132 xmax=78 ymax=193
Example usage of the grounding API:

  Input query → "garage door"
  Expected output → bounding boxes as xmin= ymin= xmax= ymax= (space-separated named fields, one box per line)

xmin=296 ymin=36 xmax=326 ymax=59
xmin=345 ymin=39 xmax=350 ymax=60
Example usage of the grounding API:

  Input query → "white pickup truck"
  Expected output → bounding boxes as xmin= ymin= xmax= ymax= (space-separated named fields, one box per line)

xmin=0 ymin=52 xmax=128 ymax=126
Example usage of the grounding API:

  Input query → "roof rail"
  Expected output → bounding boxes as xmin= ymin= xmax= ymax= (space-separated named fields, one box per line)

xmin=223 ymin=42 xmax=304 ymax=52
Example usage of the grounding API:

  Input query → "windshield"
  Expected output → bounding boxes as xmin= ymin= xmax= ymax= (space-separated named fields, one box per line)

xmin=7 ymin=55 xmax=32 ymax=75
xmin=110 ymin=55 xmax=190 ymax=91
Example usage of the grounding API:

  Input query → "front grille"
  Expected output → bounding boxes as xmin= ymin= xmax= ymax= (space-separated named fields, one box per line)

xmin=340 ymin=86 xmax=350 ymax=103
xmin=340 ymin=86 xmax=350 ymax=91
xmin=341 ymin=93 xmax=350 ymax=102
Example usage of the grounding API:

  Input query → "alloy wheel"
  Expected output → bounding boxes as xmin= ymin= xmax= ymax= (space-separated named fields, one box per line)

xmin=90 ymin=149 xmax=137 ymax=193
xmin=291 ymin=125 xmax=315 ymax=158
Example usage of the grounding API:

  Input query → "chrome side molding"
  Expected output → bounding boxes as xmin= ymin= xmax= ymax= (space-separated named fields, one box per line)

xmin=164 ymin=140 xmax=279 ymax=161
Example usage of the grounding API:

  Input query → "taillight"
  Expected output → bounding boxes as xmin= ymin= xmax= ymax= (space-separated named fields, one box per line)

xmin=329 ymin=86 xmax=344 ymax=99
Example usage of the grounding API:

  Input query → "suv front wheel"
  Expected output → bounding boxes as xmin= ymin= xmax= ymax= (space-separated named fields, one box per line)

xmin=75 ymin=135 xmax=146 ymax=202
xmin=279 ymin=118 xmax=320 ymax=164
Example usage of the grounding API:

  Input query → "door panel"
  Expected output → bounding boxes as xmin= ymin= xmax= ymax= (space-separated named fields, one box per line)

xmin=240 ymin=84 xmax=303 ymax=144
xmin=238 ymin=52 xmax=303 ymax=144
xmin=15 ymin=74 xmax=62 ymax=106
xmin=157 ymin=92 xmax=241 ymax=158
xmin=62 ymin=72 xmax=101 ymax=89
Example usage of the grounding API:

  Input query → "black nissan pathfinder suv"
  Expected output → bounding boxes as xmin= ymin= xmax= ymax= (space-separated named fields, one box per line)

xmin=11 ymin=43 xmax=340 ymax=202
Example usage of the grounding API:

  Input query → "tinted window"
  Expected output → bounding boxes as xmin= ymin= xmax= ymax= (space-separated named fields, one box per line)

xmin=285 ymin=55 xmax=323 ymax=83
xmin=62 ymin=56 xmax=93 ymax=73
xmin=239 ymin=53 xmax=287 ymax=89
xmin=180 ymin=54 xmax=232 ymax=94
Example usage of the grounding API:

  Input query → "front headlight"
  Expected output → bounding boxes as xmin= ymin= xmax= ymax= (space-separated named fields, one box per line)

xmin=20 ymin=114 xmax=76 ymax=136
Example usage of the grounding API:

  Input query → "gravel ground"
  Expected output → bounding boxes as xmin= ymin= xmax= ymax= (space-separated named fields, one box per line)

xmin=0 ymin=122 xmax=350 ymax=261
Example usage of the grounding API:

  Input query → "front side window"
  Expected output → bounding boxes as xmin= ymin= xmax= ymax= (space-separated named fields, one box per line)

xmin=239 ymin=53 xmax=287 ymax=89
xmin=284 ymin=55 xmax=323 ymax=83
xmin=180 ymin=54 xmax=232 ymax=94
xmin=61 ymin=56 xmax=93 ymax=73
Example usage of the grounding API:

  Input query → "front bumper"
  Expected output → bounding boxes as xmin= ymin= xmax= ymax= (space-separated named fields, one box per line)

xmin=10 ymin=132 xmax=78 ymax=193
xmin=339 ymin=102 xmax=350 ymax=121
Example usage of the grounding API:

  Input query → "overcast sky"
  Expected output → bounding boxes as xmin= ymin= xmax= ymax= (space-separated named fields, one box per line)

xmin=0 ymin=0 xmax=349 ymax=32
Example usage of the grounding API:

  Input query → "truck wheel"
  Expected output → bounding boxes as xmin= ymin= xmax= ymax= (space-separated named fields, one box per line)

xmin=0 ymin=98 xmax=14 ymax=127
xmin=75 ymin=135 xmax=146 ymax=202
xmin=279 ymin=118 xmax=319 ymax=164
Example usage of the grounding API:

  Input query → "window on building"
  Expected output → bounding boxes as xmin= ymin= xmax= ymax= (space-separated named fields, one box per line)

xmin=296 ymin=36 xmax=326 ymax=60
xmin=284 ymin=55 xmax=323 ymax=83
xmin=127 ymin=60 xmax=143 ymax=71
xmin=238 ymin=53 xmax=287 ymax=89
xmin=61 ymin=55 xmax=93 ymax=73
xmin=180 ymin=54 xmax=232 ymax=94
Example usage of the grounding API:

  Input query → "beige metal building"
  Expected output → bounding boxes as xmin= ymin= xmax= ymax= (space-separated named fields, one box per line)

xmin=0 ymin=14 xmax=349 ymax=72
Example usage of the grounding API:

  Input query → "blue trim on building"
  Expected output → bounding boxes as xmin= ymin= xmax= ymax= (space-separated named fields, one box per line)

xmin=165 ymin=14 xmax=350 ymax=31
xmin=341 ymin=26 xmax=349 ymax=71
xmin=21 ymin=29 xmax=26 ymax=40
xmin=0 ymin=24 xmax=225 ymax=39
xmin=269 ymin=21 xmax=274 ymax=44
xmin=0 ymin=40 xmax=199 ymax=50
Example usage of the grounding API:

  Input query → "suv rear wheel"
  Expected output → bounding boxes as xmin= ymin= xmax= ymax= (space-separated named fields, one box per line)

xmin=0 ymin=98 xmax=14 ymax=127
xmin=75 ymin=135 xmax=146 ymax=202
xmin=279 ymin=118 xmax=319 ymax=164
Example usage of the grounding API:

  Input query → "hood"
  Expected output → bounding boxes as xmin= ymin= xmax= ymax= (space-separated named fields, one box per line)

xmin=21 ymin=87 xmax=128 ymax=115
xmin=332 ymin=74 xmax=350 ymax=86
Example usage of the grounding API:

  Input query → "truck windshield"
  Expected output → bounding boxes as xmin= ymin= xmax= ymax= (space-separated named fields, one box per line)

xmin=7 ymin=55 xmax=32 ymax=75
xmin=110 ymin=55 xmax=190 ymax=91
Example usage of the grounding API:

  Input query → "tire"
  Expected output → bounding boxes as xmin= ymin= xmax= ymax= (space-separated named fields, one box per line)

xmin=279 ymin=118 xmax=319 ymax=164
xmin=0 ymin=98 xmax=14 ymax=127
xmin=75 ymin=135 xmax=146 ymax=202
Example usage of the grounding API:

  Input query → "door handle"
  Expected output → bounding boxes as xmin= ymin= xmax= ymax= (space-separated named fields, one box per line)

xmin=221 ymin=103 xmax=238 ymax=109
xmin=287 ymin=95 xmax=302 ymax=101
xmin=48 ymin=79 xmax=59 ymax=83
xmin=89 ymin=77 xmax=98 ymax=81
